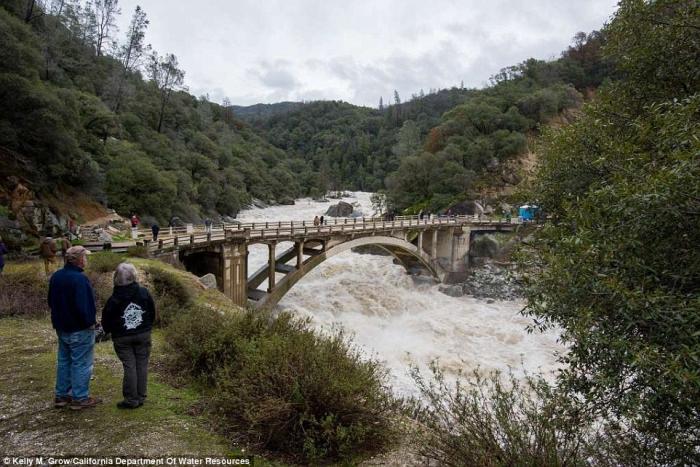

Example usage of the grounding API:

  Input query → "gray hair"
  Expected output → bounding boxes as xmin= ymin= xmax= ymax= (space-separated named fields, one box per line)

xmin=114 ymin=262 xmax=138 ymax=286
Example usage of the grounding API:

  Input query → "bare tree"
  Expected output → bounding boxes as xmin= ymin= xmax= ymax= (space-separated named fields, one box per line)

xmin=112 ymin=5 xmax=150 ymax=111
xmin=147 ymin=52 xmax=185 ymax=133
xmin=94 ymin=0 xmax=120 ymax=56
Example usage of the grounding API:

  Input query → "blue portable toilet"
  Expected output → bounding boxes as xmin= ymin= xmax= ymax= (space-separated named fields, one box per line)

xmin=519 ymin=205 xmax=538 ymax=221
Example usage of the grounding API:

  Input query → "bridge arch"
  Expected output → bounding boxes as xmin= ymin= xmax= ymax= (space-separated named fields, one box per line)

xmin=256 ymin=235 xmax=441 ymax=310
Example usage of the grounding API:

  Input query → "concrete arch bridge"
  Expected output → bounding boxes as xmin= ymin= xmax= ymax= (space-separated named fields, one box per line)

xmin=148 ymin=216 xmax=517 ymax=310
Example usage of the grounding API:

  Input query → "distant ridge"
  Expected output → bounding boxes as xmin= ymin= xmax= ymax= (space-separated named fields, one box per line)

xmin=230 ymin=101 xmax=305 ymax=121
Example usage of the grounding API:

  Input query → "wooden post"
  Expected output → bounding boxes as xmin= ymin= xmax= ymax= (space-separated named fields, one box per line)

xmin=173 ymin=236 xmax=178 ymax=247
xmin=158 ymin=239 xmax=163 ymax=249
xmin=268 ymin=242 xmax=276 ymax=292
xmin=190 ymin=234 xmax=195 ymax=245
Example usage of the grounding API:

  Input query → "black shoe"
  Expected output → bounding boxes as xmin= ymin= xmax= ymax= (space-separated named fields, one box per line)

xmin=54 ymin=395 xmax=72 ymax=408
xmin=117 ymin=400 xmax=141 ymax=409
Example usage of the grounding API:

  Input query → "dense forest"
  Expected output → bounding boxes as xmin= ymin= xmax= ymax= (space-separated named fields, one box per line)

xmin=0 ymin=0 xmax=306 ymax=223
xmin=0 ymin=0 xmax=610 ymax=224
xmin=248 ymin=31 xmax=611 ymax=211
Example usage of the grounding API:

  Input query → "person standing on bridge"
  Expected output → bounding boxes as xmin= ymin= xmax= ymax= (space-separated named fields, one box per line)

xmin=320 ymin=215 xmax=325 ymax=226
xmin=151 ymin=223 xmax=160 ymax=242
xmin=204 ymin=218 xmax=212 ymax=234
xmin=101 ymin=263 xmax=156 ymax=410
xmin=313 ymin=216 xmax=320 ymax=226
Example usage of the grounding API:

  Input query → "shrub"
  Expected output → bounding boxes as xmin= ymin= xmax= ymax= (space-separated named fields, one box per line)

xmin=166 ymin=306 xmax=397 ymax=463
xmin=87 ymin=251 xmax=123 ymax=273
xmin=126 ymin=245 xmax=149 ymax=258
xmin=0 ymin=262 xmax=49 ymax=317
xmin=407 ymin=364 xmax=594 ymax=466
xmin=144 ymin=266 xmax=193 ymax=325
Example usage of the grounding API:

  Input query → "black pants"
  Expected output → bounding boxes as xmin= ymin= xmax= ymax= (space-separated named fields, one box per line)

xmin=113 ymin=332 xmax=151 ymax=406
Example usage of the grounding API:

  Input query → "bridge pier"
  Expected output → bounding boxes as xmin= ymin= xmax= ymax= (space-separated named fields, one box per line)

xmin=222 ymin=240 xmax=248 ymax=307
xmin=296 ymin=241 xmax=304 ymax=269
xmin=267 ymin=242 xmax=276 ymax=292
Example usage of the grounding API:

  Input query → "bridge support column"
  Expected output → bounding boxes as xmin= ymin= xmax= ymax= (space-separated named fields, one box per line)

xmin=221 ymin=240 xmax=248 ymax=307
xmin=431 ymin=229 xmax=438 ymax=260
xmin=268 ymin=242 xmax=276 ymax=292
xmin=296 ymin=240 xmax=304 ymax=269
xmin=417 ymin=231 xmax=424 ymax=254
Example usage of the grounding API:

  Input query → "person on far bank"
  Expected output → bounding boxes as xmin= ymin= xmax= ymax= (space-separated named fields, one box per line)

xmin=0 ymin=235 xmax=8 ymax=275
xmin=151 ymin=223 xmax=160 ymax=242
xmin=48 ymin=246 xmax=101 ymax=410
xmin=40 ymin=235 xmax=57 ymax=276
xmin=101 ymin=263 xmax=155 ymax=409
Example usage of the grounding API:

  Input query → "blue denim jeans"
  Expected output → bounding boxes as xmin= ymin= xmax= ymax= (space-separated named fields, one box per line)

xmin=55 ymin=328 xmax=95 ymax=401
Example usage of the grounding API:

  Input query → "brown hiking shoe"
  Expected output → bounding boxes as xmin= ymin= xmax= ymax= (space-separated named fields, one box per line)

xmin=69 ymin=396 xmax=102 ymax=410
xmin=54 ymin=396 xmax=72 ymax=408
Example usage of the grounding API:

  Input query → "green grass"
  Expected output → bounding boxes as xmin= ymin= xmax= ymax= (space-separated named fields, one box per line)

xmin=0 ymin=317 xmax=250 ymax=458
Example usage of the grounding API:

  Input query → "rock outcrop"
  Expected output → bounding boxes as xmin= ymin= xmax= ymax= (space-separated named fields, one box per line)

xmin=325 ymin=201 xmax=353 ymax=217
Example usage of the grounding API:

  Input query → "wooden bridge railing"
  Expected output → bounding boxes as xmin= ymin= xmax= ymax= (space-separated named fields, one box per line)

xmin=144 ymin=215 xmax=517 ymax=252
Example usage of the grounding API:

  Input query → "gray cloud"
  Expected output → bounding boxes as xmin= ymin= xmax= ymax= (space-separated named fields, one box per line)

xmin=116 ymin=0 xmax=618 ymax=107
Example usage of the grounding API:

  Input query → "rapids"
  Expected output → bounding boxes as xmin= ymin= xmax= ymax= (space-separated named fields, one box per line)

xmin=238 ymin=192 xmax=562 ymax=396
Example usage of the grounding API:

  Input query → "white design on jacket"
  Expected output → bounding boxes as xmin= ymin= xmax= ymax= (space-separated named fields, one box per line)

xmin=122 ymin=303 xmax=145 ymax=330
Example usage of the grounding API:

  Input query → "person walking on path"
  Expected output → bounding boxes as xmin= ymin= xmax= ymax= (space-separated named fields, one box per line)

xmin=40 ymin=235 xmax=57 ymax=276
xmin=151 ymin=223 xmax=160 ymax=242
xmin=0 ymin=235 xmax=8 ymax=275
xmin=57 ymin=233 xmax=72 ymax=265
xmin=48 ymin=246 xmax=101 ymax=410
xmin=101 ymin=263 xmax=156 ymax=409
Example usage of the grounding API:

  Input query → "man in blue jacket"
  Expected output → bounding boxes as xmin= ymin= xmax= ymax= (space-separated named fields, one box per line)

xmin=48 ymin=246 xmax=102 ymax=410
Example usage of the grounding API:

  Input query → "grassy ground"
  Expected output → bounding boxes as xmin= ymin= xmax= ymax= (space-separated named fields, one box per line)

xmin=0 ymin=316 xmax=242 ymax=457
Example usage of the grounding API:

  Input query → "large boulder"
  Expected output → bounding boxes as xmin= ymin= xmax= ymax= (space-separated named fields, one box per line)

xmin=447 ymin=200 xmax=484 ymax=216
xmin=199 ymin=273 xmax=218 ymax=289
xmin=469 ymin=234 xmax=500 ymax=258
xmin=325 ymin=201 xmax=353 ymax=217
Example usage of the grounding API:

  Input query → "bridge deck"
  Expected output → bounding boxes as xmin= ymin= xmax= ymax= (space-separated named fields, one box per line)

xmin=143 ymin=215 xmax=517 ymax=253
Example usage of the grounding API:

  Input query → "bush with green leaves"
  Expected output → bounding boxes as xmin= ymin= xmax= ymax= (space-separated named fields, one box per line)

xmin=407 ymin=365 xmax=595 ymax=466
xmin=523 ymin=1 xmax=700 ymax=463
xmin=166 ymin=306 xmax=397 ymax=463
xmin=87 ymin=251 xmax=123 ymax=273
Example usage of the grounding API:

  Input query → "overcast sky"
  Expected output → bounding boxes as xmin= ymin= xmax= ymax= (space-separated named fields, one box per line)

xmin=115 ymin=0 xmax=617 ymax=108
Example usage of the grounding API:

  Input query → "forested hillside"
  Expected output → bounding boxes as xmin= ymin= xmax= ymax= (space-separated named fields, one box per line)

xmin=0 ymin=0 xmax=611 ymax=226
xmin=249 ymin=31 xmax=612 ymax=211
xmin=0 ymin=0 xmax=307 ymax=223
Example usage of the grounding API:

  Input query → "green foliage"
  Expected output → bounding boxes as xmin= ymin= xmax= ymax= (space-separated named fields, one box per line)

xmin=0 ymin=3 xmax=304 ymax=221
xmin=126 ymin=244 xmax=149 ymax=258
xmin=144 ymin=266 xmax=193 ymax=326
xmin=87 ymin=251 xmax=123 ymax=273
xmin=523 ymin=1 xmax=700 ymax=464
xmin=166 ymin=306 xmax=397 ymax=462
xmin=408 ymin=365 xmax=594 ymax=466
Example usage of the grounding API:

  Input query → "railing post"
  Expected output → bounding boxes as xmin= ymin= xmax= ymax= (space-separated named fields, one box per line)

xmin=207 ymin=232 xmax=211 ymax=242
xmin=158 ymin=239 xmax=163 ymax=249
xmin=190 ymin=234 xmax=195 ymax=245
xmin=173 ymin=236 xmax=178 ymax=247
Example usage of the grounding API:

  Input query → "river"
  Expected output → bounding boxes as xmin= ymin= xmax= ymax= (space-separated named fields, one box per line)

xmin=238 ymin=192 xmax=562 ymax=396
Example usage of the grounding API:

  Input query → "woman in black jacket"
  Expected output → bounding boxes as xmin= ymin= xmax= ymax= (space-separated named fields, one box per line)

xmin=101 ymin=263 xmax=156 ymax=409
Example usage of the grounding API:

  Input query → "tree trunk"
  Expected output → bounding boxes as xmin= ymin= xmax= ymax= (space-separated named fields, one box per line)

xmin=24 ymin=0 xmax=35 ymax=23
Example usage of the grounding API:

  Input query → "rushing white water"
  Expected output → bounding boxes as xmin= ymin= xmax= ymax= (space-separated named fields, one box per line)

xmin=238 ymin=192 xmax=563 ymax=396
